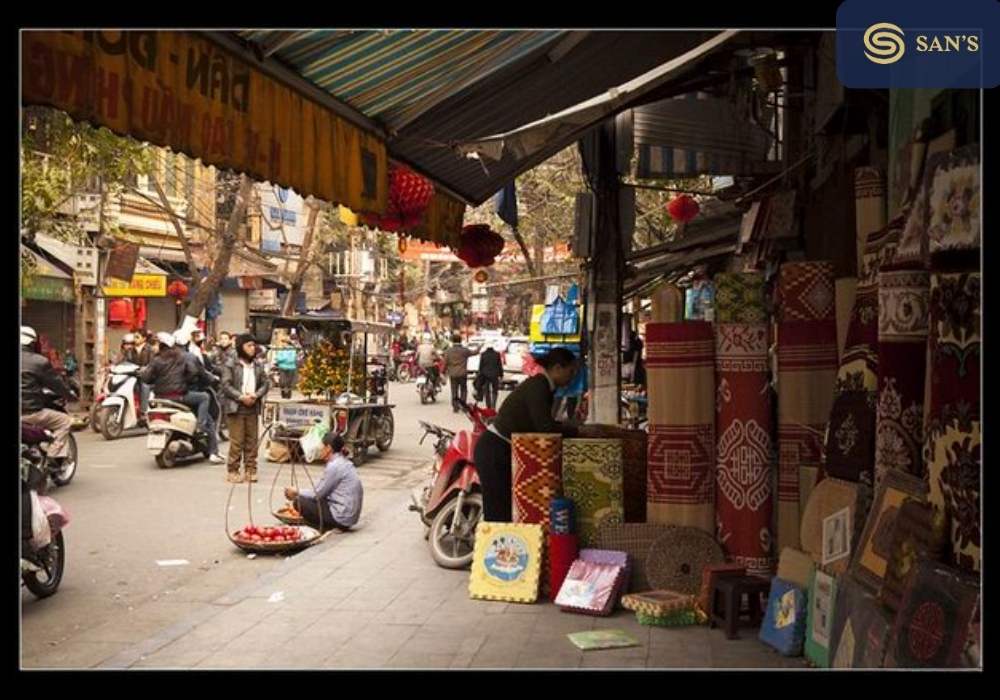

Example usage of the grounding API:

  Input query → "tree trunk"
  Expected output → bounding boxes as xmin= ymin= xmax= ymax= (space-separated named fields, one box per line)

xmin=511 ymin=228 xmax=536 ymax=277
xmin=281 ymin=200 xmax=321 ymax=316
xmin=184 ymin=174 xmax=252 ymax=320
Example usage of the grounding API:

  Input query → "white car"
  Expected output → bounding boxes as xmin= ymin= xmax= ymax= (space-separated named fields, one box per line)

xmin=466 ymin=335 xmax=528 ymax=390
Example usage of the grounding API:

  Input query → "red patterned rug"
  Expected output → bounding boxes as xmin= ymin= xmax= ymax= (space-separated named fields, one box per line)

xmin=646 ymin=321 xmax=716 ymax=534
xmin=511 ymin=433 xmax=563 ymax=527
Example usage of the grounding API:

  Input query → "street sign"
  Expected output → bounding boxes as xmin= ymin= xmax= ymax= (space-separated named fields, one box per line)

xmin=102 ymin=274 xmax=167 ymax=297
xmin=277 ymin=402 xmax=332 ymax=430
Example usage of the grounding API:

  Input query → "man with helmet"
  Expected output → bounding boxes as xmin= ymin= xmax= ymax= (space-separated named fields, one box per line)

xmin=20 ymin=326 xmax=75 ymax=464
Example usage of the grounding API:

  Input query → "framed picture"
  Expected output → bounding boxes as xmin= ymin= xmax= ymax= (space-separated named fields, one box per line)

xmin=822 ymin=507 xmax=852 ymax=566
xmin=850 ymin=470 xmax=928 ymax=593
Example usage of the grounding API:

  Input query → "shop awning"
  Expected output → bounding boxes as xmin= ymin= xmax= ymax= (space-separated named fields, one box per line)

xmin=21 ymin=245 xmax=75 ymax=303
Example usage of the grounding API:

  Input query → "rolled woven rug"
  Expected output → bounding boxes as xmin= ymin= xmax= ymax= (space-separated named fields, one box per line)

xmin=511 ymin=433 xmax=563 ymax=526
xmin=776 ymin=261 xmax=838 ymax=552
xmin=651 ymin=283 xmax=685 ymax=323
xmin=576 ymin=424 xmax=647 ymax=523
xmin=646 ymin=321 xmax=716 ymax=534
xmin=713 ymin=274 xmax=775 ymax=577
xmin=561 ymin=438 xmax=624 ymax=547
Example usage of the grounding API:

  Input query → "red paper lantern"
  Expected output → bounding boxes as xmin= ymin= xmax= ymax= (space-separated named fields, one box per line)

xmin=167 ymin=280 xmax=189 ymax=300
xmin=667 ymin=195 xmax=700 ymax=223
xmin=364 ymin=164 xmax=435 ymax=232
xmin=456 ymin=225 xmax=504 ymax=269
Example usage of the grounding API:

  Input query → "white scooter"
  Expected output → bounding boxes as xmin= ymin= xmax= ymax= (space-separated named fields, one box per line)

xmin=146 ymin=387 xmax=225 ymax=468
xmin=98 ymin=362 xmax=145 ymax=440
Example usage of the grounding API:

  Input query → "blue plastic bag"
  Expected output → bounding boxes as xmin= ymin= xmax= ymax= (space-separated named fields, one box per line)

xmin=540 ymin=296 xmax=580 ymax=336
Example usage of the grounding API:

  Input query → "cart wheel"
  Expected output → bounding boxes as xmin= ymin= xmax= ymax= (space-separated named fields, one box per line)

xmin=375 ymin=411 xmax=394 ymax=452
xmin=350 ymin=443 xmax=367 ymax=466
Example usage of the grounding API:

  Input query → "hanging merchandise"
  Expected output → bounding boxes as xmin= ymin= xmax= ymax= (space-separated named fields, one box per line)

xmin=455 ymin=224 xmax=505 ymax=268
xmin=540 ymin=295 xmax=580 ymax=336
xmin=107 ymin=298 xmax=134 ymax=327
xmin=667 ymin=194 xmax=700 ymax=223
xmin=363 ymin=163 xmax=435 ymax=232
xmin=132 ymin=298 xmax=147 ymax=331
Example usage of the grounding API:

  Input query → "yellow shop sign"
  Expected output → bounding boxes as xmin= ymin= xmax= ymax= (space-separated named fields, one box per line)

xmin=103 ymin=274 xmax=167 ymax=297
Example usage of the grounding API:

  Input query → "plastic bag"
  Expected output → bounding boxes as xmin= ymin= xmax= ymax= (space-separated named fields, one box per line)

xmin=299 ymin=421 xmax=330 ymax=463
xmin=540 ymin=296 xmax=580 ymax=336
xmin=29 ymin=490 xmax=51 ymax=549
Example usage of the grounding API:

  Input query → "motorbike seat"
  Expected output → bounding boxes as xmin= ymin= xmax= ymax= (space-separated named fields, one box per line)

xmin=21 ymin=424 xmax=52 ymax=444
xmin=149 ymin=398 xmax=192 ymax=412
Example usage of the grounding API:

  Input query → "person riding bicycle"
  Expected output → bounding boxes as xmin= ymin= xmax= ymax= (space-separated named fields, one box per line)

xmin=20 ymin=326 xmax=75 ymax=469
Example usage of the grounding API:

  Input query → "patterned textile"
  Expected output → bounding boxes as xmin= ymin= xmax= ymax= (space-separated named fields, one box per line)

xmin=554 ymin=559 xmax=627 ymax=616
xmin=577 ymin=424 xmax=647 ymax=523
xmin=824 ymin=221 xmax=901 ymax=485
xmin=926 ymin=145 xmax=980 ymax=258
xmin=646 ymin=322 xmax=716 ymax=533
xmin=759 ymin=577 xmax=808 ymax=656
xmin=714 ymin=321 xmax=774 ymax=577
xmin=562 ymin=439 xmax=624 ymax=548
xmin=511 ymin=434 xmax=562 ymax=527
xmin=622 ymin=589 xmax=697 ymax=617
xmin=799 ymin=477 xmax=857 ymax=575
xmin=854 ymin=168 xmax=887 ymax=273
xmin=714 ymin=272 xmax=767 ymax=323
xmin=875 ymin=267 xmax=931 ymax=488
xmin=829 ymin=576 xmax=894 ymax=668
xmin=885 ymin=560 xmax=980 ymax=668
xmin=805 ymin=570 xmax=837 ymax=668
xmin=879 ymin=499 xmax=948 ymax=613
xmin=777 ymin=318 xmax=838 ymax=552
xmin=593 ymin=524 xmax=677 ymax=593
xmin=636 ymin=610 xmax=700 ymax=627
xmin=645 ymin=527 xmax=725 ymax=595
xmin=851 ymin=470 xmax=928 ymax=594
xmin=469 ymin=523 xmax=544 ymax=604
xmin=697 ymin=563 xmax=746 ymax=615
xmin=925 ymin=272 xmax=981 ymax=573
xmin=776 ymin=262 xmax=836 ymax=323
xmin=548 ymin=533 xmax=579 ymax=603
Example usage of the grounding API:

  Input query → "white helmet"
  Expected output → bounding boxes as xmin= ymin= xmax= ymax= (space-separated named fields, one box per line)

xmin=173 ymin=329 xmax=191 ymax=347
xmin=20 ymin=325 xmax=38 ymax=347
xmin=156 ymin=331 xmax=176 ymax=348
xmin=122 ymin=333 xmax=136 ymax=344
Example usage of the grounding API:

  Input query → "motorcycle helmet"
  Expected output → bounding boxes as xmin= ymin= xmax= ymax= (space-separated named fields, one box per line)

xmin=156 ymin=331 xmax=176 ymax=348
xmin=20 ymin=325 xmax=38 ymax=347
xmin=173 ymin=329 xmax=191 ymax=347
xmin=122 ymin=333 xmax=136 ymax=344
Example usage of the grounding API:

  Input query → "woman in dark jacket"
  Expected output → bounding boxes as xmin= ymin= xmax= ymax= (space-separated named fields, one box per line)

xmin=473 ymin=348 xmax=579 ymax=522
xmin=220 ymin=335 xmax=271 ymax=483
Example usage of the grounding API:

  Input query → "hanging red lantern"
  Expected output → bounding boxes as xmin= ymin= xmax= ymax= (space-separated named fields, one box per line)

xmin=364 ymin=164 xmax=435 ymax=232
xmin=456 ymin=225 xmax=505 ymax=269
xmin=167 ymin=280 xmax=189 ymax=301
xmin=667 ymin=194 xmax=700 ymax=223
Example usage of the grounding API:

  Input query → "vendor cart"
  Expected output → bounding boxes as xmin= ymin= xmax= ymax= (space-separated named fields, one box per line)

xmin=251 ymin=311 xmax=395 ymax=465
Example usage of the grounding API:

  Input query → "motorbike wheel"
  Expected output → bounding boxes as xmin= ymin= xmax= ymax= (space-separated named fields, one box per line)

xmin=23 ymin=531 xmax=65 ymax=598
xmin=89 ymin=402 xmax=101 ymax=432
xmin=99 ymin=405 xmax=125 ymax=441
xmin=429 ymin=492 xmax=482 ymax=569
xmin=156 ymin=448 xmax=177 ymax=469
xmin=375 ymin=411 xmax=394 ymax=452
xmin=50 ymin=435 xmax=78 ymax=487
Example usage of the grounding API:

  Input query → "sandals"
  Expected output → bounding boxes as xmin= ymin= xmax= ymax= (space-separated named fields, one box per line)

xmin=226 ymin=472 xmax=244 ymax=484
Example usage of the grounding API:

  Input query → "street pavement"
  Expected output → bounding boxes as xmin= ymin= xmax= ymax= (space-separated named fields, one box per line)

xmin=21 ymin=382 xmax=805 ymax=670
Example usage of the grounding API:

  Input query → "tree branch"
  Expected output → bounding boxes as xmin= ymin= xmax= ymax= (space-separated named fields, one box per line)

xmin=131 ymin=180 xmax=199 ymax=285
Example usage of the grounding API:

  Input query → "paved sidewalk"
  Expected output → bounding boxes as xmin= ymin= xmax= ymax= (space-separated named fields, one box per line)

xmin=91 ymin=490 xmax=805 ymax=670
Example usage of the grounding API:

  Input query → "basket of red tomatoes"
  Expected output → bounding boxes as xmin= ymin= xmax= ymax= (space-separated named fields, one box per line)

xmin=229 ymin=523 xmax=321 ymax=553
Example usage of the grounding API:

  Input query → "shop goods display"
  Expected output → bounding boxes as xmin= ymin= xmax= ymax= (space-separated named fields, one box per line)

xmin=577 ymin=424 xmax=647 ymax=523
xmin=776 ymin=546 xmax=816 ymax=590
xmin=758 ymin=577 xmax=808 ymax=656
xmin=469 ymin=523 xmax=543 ymax=604
xmin=804 ymin=570 xmax=837 ymax=668
xmin=834 ymin=278 xmax=857 ymax=361
xmin=854 ymin=167 xmax=888 ymax=273
xmin=636 ymin=610 xmax=700 ymax=627
xmin=851 ymin=470 xmax=928 ymax=593
xmin=567 ymin=630 xmax=640 ymax=651
xmin=713 ymin=310 xmax=775 ymax=577
xmin=554 ymin=559 xmax=627 ymax=616
xmin=714 ymin=272 xmax=767 ymax=324
xmin=621 ymin=590 xmax=697 ymax=617
xmin=645 ymin=527 xmax=725 ymax=595
xmin=885 ymin=560 xmax=979 ymax=668
xmin=925 ymin=271 xmax=981 ymax=573
xmin=229 ymin=524 xmax=320 ymax=554
xmin=511 ymin=433 xmax=563 ymax=526
xmin=799 ymin=477 xmax=857 ymax=574
xmin=297 ymin=339 xmax=366 ymax=398
xmin=879 ymin=499 xmax=947 ymax=613
xmin=924 ymin=145 xmax=981 ymax=258
xmin=829 ymin=577 xmax=894 ymax=668
xmin=697 ymin=563 xmax=746 ymax=615
xmin=776 ymin=261 xmax=838 ymax=552
xmin=593 ymin=523 xmax=677 ymax=592
xmin=875 ymin=267 xmax=930 ymax=487
xmin=562 ymin=438 xmax=624 ymax=547
xmin=550 ymin=497 xmax=575 ymax=535
xmin=548 ymin=533 xmax=579 ymax=603
xmin=651 ymin=283 xmax=685 ymax=323
xmin=579 ymin=548 xmax=630 ymax=607
xmin=646 ymin=322 xmax=716 ymax=533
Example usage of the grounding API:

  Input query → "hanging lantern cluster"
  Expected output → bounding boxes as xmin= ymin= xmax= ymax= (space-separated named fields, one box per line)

xmin=364 ymin=164 xmax=435 ymax=232
xmin=455 ymin=224 xmax=505 ymax=268
xmin=167 ymin=280 xmax=190 ymax=303
xmin=667 ymin=194 xmax=700 ymax=224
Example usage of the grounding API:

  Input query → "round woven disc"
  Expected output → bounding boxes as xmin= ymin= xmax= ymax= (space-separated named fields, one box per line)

xmin=645 ymin=528 xmax=725 ymax=594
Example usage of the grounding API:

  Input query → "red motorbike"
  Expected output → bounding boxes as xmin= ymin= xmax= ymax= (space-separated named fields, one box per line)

xmin=409 ymin=402 xmax=495 ymax=568
xmin=394 ymin=350 xmax=418 ymax=383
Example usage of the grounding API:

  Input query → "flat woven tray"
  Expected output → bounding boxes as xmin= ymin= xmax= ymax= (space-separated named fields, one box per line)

xmin=593 ymin=524 xmax=680 ymax=592
xmin=229 ymin=525 xmax=321 ymax=554
xmin=645 ymin=528 xmax=725 ymax=595
xmin=272 ymin=508 xmax=306 ymax=526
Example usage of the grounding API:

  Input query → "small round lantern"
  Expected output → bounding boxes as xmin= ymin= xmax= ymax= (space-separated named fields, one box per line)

xmin=365 ymin=164 xmax=435 ymax=232
xmin=167 ymin=280 xmax=190 ymax=303
xmin=667 ymin=195 xmax=700 ymax=223
xmin=456 ymin=224 xmax=504 ymax=269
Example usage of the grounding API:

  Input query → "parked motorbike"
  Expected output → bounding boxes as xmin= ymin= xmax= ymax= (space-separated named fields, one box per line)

xmin=409 ymin=402 xmax=495 ymax=569
xmin=146 ymin=384 xmax=225 ymax=468
xmin=395 ymin=350 xmax=418 ymax=383
xmin=98 ymin=362 xmax=146 ymax=440
xmin=20 ymin=436 xmax=70 ymax=598
xmin=415 ymin=359 xmax=445 ymax=405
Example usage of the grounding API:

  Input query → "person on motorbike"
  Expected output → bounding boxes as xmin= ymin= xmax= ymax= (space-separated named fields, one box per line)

xmin=474 ymin=347 xmax=580 ymax=522
xmin=176 ymin=329 xmax=225 ymax=463
xmin=416 ymin=334 xmax=441 ymax=388
xmin=20 ymin=326 xmax=75 ymax=467
xmin=283 ymin=432 xmax=362 ymax=532
xmin=221 ymin=335 xmax=271 ymax=484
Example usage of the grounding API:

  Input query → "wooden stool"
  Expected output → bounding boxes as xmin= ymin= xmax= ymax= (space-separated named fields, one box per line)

xmin=709 ymin=575 xmax=770 ymax=640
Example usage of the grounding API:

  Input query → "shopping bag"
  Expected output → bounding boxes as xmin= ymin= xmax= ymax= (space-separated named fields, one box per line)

xmin=29 ymin=490 xmax=51 ymax=549
xmin=299 ymin=421 xmax=330 ymax=463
